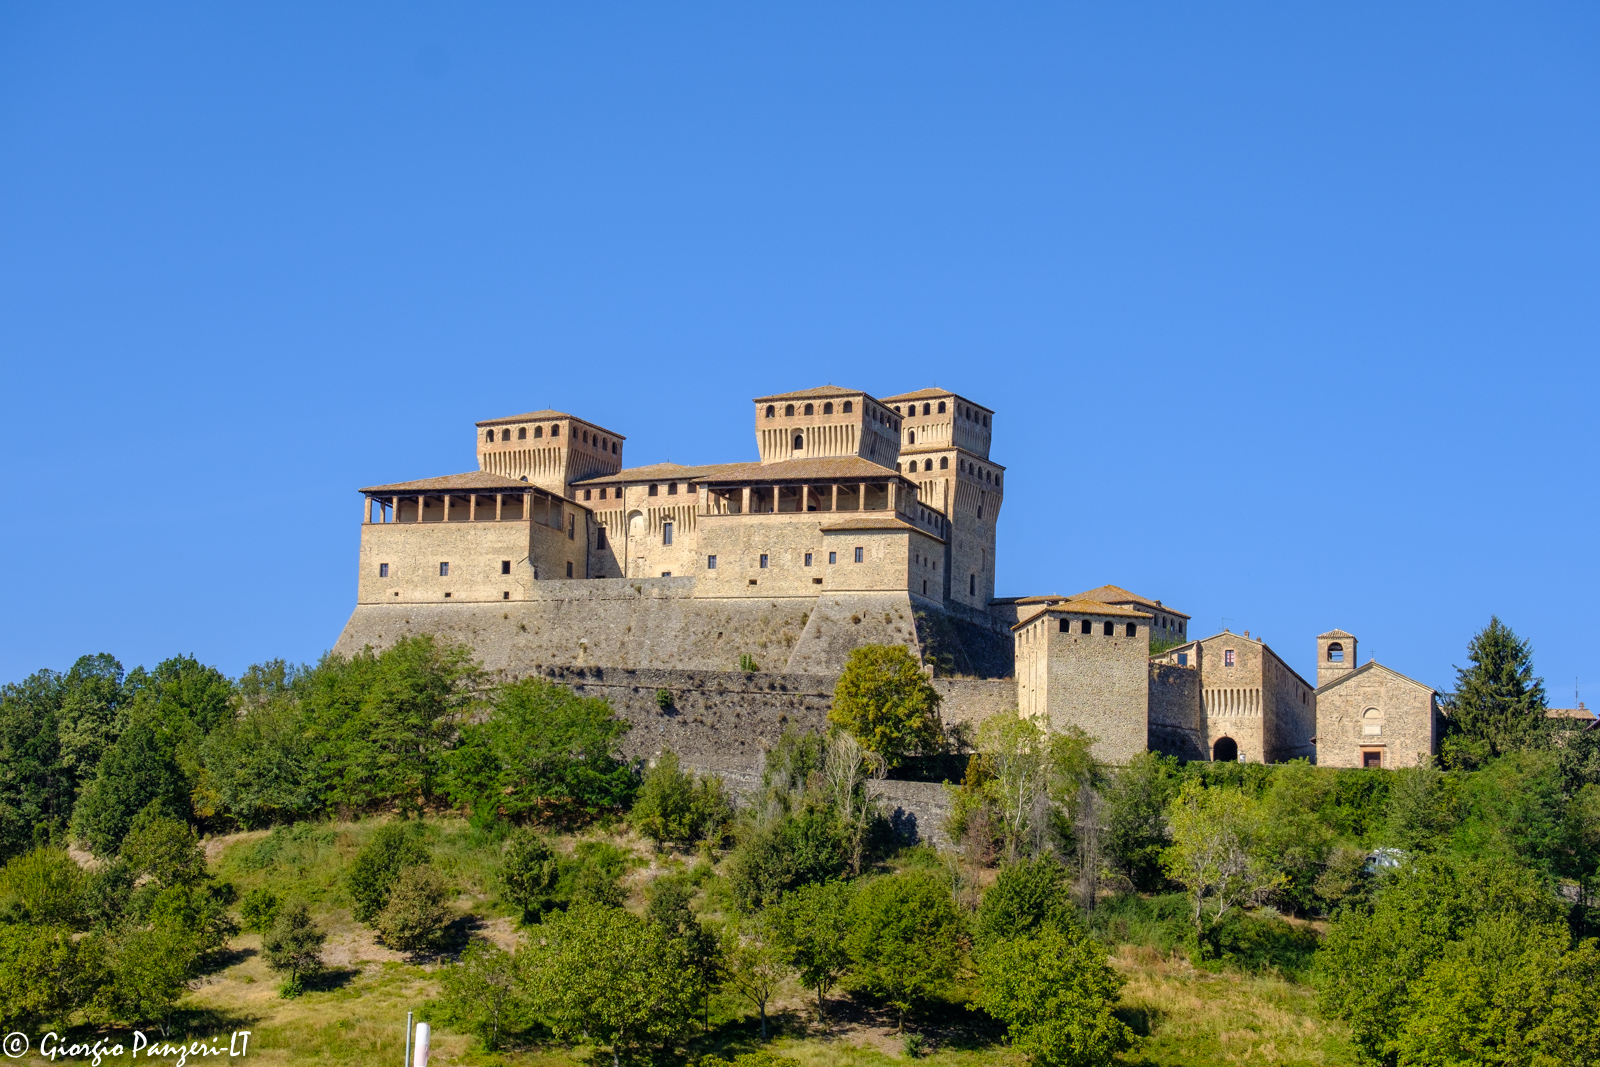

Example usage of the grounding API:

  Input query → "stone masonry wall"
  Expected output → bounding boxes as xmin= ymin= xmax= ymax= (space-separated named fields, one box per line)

xmin=1148 ymin=661 xmax=1207 ymax=761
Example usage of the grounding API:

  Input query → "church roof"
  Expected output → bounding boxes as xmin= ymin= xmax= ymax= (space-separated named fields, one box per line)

xmin=360 ymin=471 xmax=545 ymax=494
xmin=1071 ymin=584 xmax=1190 ymax=619
xmin=752 ymin=385 xmax=870 ymax=403
xmin=1011 ymin=599 xmax=1154 ymax=630
xmin=1315 ymin=659 xmax=1437 ymax=698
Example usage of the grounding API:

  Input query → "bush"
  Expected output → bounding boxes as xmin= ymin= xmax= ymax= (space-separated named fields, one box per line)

xmin=375 ymin=864 xmax=452 ymax=953
xmin=726 ymin=805 xmax=850 ymax=912
xmin=0 ymin=847 xmax=85 ymax=927
xmin=844 ymin=871 xmax=965 ymax=1027
xmin=261 ymin=899 xmax=326 ymax=997
xmin=346 ymin=821 xmax=430 ymax=924
xmin=976 ymin=922 xmax=1134 ymax=1067
xmin=975 ymin=857 xmax=1077 ymax=949
xmin=562 ymin=841 xmax=631 ymax=908
xmin=240 ymin=885 xmax=282 ymax=933
xmin=499 ymin=828 xmax=560 ymax=921
xmin=119 ymin=804 xmax=208 ymax=888
xmin=0 ymin=923 xmax=91 ymax=1029
xmin=631 ymin=752 xmax=732 ymax=850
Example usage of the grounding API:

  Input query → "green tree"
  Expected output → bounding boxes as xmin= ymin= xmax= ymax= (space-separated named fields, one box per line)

xmin=1256 ymin=761 xmax=1336 ymax=915
xmin=723 ymin=914 xmax=788 ymax=1040
xmin=522 ymin=903 xmax=699 ymax=1067
xmin=1443 ymin=617 xmax=1549 ymax=768
xmin=631 ymin=752 xmax=732 ymax=850
xmin=261 ymin=899 xmax=326 ymax=997
xmin=346 ymin=821 xmax=431 ymax=924
xmin=375 ymin=864 xmax=453 ymax=953
xmin=239 ymin=886 xmax=281 ymax=933
xmin=767 ymin=879 xmax=855 ymax=1019
xmin=0 ymin=923 xmax=91 ymax=1029
xmin=303 ymin=636 xmax=480 ymax=816
xmin=119 ymin=805 xmax=208 ymax=888
xmin=0 ymin=847 xmax=85 ymax=927
xmin=975 ymin=857 xmax=1076 ymax=949
xmin=438 ymin=940 xmax=529 ymax=1051
xmin=498 ymin=827 xmax=560 ymax=921
xmin=1161 ymin=780 xmax=1281 ymax=952
xmin=726 ymin=804 xmax=851 ymax=912
xmin=199 ymin=664 xmax=319 ymax=828
xmin=89 ymin=920 xmax=203 ymax=1029
xmin=829 ymin=645 xmax=943 ymax=768
xmin=1101 ymin=752 xmax=1180 ymax=892
xmin=70 ymin=711 xmax=192 ymax=857
xmin=844 ymin=871 xmax=965 ymax=1029
xmin=444 ymin=677 xmax=634 ymax=827
xmin=976 ymin=923 xmax=1134 ymax=1067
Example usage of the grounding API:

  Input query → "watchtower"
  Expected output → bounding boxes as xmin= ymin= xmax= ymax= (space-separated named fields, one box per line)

xmin=1317 ymin=629 xmax=1358 ymax=689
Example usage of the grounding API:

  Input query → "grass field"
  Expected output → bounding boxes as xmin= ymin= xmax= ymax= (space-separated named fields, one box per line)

xmin=14 ymin=817 xmax=1359 ymax=1067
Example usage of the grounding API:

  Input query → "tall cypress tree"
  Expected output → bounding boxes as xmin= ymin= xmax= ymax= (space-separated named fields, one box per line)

xmin=1444 ymin=617 xmax=1547 ymax=767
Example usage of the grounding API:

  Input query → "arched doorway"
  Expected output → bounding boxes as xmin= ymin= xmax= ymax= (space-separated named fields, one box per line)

xmin=1212 ymin=736 xmax=1239 ymax=762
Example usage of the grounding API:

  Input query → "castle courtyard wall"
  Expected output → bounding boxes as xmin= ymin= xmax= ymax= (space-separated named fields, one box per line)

xmin=1148 ymin=661 xmax=1206 ymax=760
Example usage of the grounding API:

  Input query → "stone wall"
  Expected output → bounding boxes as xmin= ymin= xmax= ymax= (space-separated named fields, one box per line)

xmin=1148 ymin=661 xmax=1207 ymax=761
xmin=1316 ymin=664 xmax=1437 ymax=769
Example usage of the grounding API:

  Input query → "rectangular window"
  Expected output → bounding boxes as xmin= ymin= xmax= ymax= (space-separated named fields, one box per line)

xmin=596 ymin=528 xmax=607 ymax=549
xmin=668 ymin=483 xmax=678 ymax=495
xmin=566 ymin=561 xmax=573 ymax=578
xmin=1362 ymin=749 xmax=1383 ymax=769
xmin=662 ymin=521 xmax=673 ymax=546
xmin=661 ymin=571 xmax=671 ymax=577
xmin=804 ymin=553 xmax=813 ymax=566
xmin=760 ymin=554 xmax=769 ymax=568
xmin=648 ymin=484 xmax=659 ymax=496
xmin=1224 ymin=649 xmax=1235 ymax=667
xmin=501 ymin=560 xmax=511 ymax=575
xmin=707 ymin=555 xmax=717 ymax=569
xmin=502 ymin=591 xmax=509 ymax=599
xmin=1080 ymin=619 xmax=1091 ymax=634
xmin=1103 ymin=621 xmax=1114 ymax=636
xmin=583 ymin=489 xmax=592 ymax=500
xmin=854 ymin=547 xmax=864 ymax=563
xmin=1059 ymin=618 xmax=1068 ymax=633
xmin=379 ymin=563 xmax=389 ymax=577
xmin=969 ymin=573 xmax=975 ymax=594
xmin=828 ymin=551 xmax=837 ymax=564
xmin=1178 ymin=652 xmax=1189 ymax=666
xmin=1125 ymin=623 xmax=1137 ymax=637
xmin=568 ymin=514 xmax=575 ymax=540
xmin=439 ymin=562 xmax=449 ymax=577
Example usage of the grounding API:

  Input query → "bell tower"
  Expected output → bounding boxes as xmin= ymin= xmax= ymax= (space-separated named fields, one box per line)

xmin=1317 ymin=629 xmax=1357 ymax=688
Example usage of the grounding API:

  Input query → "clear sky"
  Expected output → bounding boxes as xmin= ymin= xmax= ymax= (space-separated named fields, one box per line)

xmin=1 ymin=3 xmax=1596 ymax=699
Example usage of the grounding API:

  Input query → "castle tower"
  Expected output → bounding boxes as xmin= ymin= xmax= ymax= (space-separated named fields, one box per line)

xmin=1317 ymin=629 xmax=1358 ymax=688
xmin=476 ymin=410 xmax=625 ymax=498
xmin=882 ymin=388 xmax=1003 ymax=610
xmin=751 ymin=387 xmax=903 ymax=466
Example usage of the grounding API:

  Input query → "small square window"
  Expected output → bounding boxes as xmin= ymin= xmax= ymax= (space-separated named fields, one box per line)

xmin=828 ymin=551 xmax=837 ymax=564
xmin=707 ymin=555 xmax=717 ymax=569
xmin=379 ymin=563 xmax=389 ymax=578
xmin=805 ymin=553 xmax=813 ymax=567
xmin=748 ymin=578 xmax=758 ymax=585
xmin=439 ymin=562 xmax=449 ymax=577
xmin=854 ymin=547 xmax=864 ymax=563
xmin=661 ymin=571 xmax=671 ymax=577
xmin=566 ymin=561 xmax=573 ymax=578
xmin=501 ymin=560 xmax=511 ymax=574
xmin=760 ymin=554 xmax=769 ymax=568
xmin=502 ymin=591 xmax=509 ymax=599
xmin=814 ymin=577 xmax=823 ymax=584
xmin=1178 ymin=652 xmax=1189 ymax=666
xmin=444 ymin=591 xmax=451 ymax=598
xmin=1224 ymin=649 xmax=1235 ymax=667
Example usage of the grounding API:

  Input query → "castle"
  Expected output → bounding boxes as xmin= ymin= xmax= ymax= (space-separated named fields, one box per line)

xmin=336 ymin=385 xmax=1439 ymax=773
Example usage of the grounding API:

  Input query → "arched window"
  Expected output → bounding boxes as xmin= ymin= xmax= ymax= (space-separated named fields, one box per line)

xmin=766 ymin=405 xmax=775 ymax=418
xmin=923 ymin=459 xmax=932 ymax=471
xmin=1327 ymin=642 xmax=1344 ymax=662
xmin=842 ymin=401 xmax=853 ymax=413
xmin=893 ymin=405 xmax=902 ymax=414
xmin=1103 ymin=621 xmax=1114 ymax=636
xmin=804 ymin=403 xmax=814 ymax=415
xmin=937 ymin=401 xmax=946 ymax=413
xmin=907 ymin=430 xmax=916 ymax=444
xmin=793 ymin=434 xmax=803 ymax=450
xmin=485 ymin=430 xmax=495 ymax=442
xmin=939 ymin=457 xmax=948 ymax=469
xmin=1080 ymin=619 xmax=1091 ymax=634
xmin=922 ymin=403 xmax=931 ymax=415
xmin=533 ymin=426 xmax=543 ymax=438
xmin=823 ymin=402 xmax=833 ymax=414
xmin=785 ymin=404 xmax=795 ymax=416
xmin=582 ymin=431 xmax=589 ymax=444
xmin=551 ymin=425 xmax=559 ymax=437
xmin=612 ymin=442 xmax=618 ymax=454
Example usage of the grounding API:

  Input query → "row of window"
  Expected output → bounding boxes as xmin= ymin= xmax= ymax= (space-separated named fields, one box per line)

xmin=378 ymin=560 xmax=517 ymax=579
xmin=892 ymin=400 xmax=990 ymax=427
xmin=764 ymin=400 xmax=900 ymax=432
xmin=580 ymin=482 xmax=692 ymax=502
xmin=891 ymin=455 xmax=1001 ymax=487
xmin=706 ymin=546 xmax=866 ymax=569
xmin=485 ymin=424 xmax=619 ymax=454
xmin=1053 ymin=618 xmax=1140 ymax=638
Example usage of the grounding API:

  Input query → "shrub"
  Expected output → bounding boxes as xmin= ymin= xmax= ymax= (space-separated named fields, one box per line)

xmin=438 ymin=940 xmax=528 ymax=1050
xmin=738 ymin=654 xmax=759 ymax=673
xmin=563 ymin=841 xmax=630 ymax=908
xmin=726 ymin=805 xmax=850 ymax=912
xmin=844 ymin=871 xmax=965 ymax=1028
xmin=261 ymin=900 xmax=326 ymax=997
xmin=346 ymin=821 xmax=430 ymax=924
xmin=375 ymin=864 xmax=453 ymax=953
xmin=499 ymin=828 xmax=560 ymax=921
xmin=119 ymin=805 xmax=208 ymax=888
xmin=0 ymin=924 xmax=91 ymax=1029
xmin=0 ymin=847 xmax=85 ymax=927
xmin=975 ymin=857 xmax=1077 ymax=948
xmin=976 ymin=922 xmax=1134 ymax=1067
xmin=631 ymin=752 xmax=732 ymax=850
xmin=240 ymin=885 xmax=281 ymax=933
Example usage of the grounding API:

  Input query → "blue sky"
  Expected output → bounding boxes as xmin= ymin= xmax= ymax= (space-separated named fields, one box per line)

xmin=1 ymin=3 xmax=1595 ymax=698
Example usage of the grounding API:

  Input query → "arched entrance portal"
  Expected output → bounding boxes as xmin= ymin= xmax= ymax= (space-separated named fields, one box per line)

xmin=1212 ymin=736 xmax=1239 ymax=762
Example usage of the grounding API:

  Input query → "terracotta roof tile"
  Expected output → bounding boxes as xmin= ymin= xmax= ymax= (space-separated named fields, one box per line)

xmin=881 ymin=387 xmax=991 ymax=412
xmin=752 ymin=385 xmax=870 ymax=403
xmin=476 ymin=410 xmax=626 ymax=437
xmin=1070 ymin=584 xmax=1190 ymax=619
xmin=360 ymin=471 xmax=546 ymax=494
xmin=1011 ymin=599 xmax=1154 ymax=630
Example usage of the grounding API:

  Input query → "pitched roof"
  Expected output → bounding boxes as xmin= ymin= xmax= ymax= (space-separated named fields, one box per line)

xmin=1547 ymin=706 xmax=1597 ymax=721
xmin=571 ymin=455 xmax=907 ymax=487
xmin=881 ymin=387 xmax=992 ymax=412
xmin=475 ymin=411 xmax=627 ymax=436
xmin=1011 ymin=599 xmax=1153 ymax=630
xmin=1071 ymin=584 xmax=1190 ymax=619
xmin=1318 ymin=628 xmax=1356 ymax=639
xmin=571 ymin=461 xmax=749 ymax=486
xmin=360 ymin=471 xmax=546 ymax=494
xmin=819 ymin=515 xmax=945 ymax=541
xmin=752 ymin=385 xmax=871 ymax=403
xmin=1315 ymin=659 xmax=1437 ymax=698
